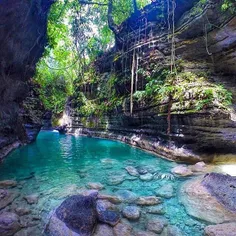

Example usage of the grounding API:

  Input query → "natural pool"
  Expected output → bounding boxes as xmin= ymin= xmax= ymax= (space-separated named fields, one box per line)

xmin=0 ymin=131 xmax=208 ymax=235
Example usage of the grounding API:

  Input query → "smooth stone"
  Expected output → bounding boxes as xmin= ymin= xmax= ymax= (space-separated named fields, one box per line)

xmin=87 ymin=182 xmax=104 ymax=190
xmin=146 ymin=217 xmax=168 ymax=234
xmin=155 ymin=184 xmax=175 ymax=199
xmin=106 ymin=175 xmax=125 ymax=186
xmin=191 ymin=161 xmax=206 ymax=172
xmin=94 ymin=224 xmax=114 ymax=236
xmin=125 ymin=166 xmax=139 ymax=177
xmin=140 ymin=173 xmax=153 ymax=181
xmin=171 ymin=165 xmax=193 ymax=176
xmin=146 ymin=205 xmax=166 ymax=215
xmin=96 ymin=200 xmax=117 ymax=212
xmin=136 ymin=166 xmax=148 ymax=175
xmin=115 ymin=190 xmax=138 ymax=203
xmin=97 ymin=209 xmax=120 ymax=226
xmin=24 ymin=194 xmax=39 ymax=204
xmin=15 ymin=207 xmax=31 ymax=216
xmin=136 ymin=196 xmax=161 ymax=206
xmin=54 ymin=195 xmax=97 ymax=235
xmin=0 ymin=189 xmax=19 ymax=210
xmin=113 ymin=222 xmax=133 ymax=236
xmin=204 ymin=222 xmax=236 ymax=236
xmin=166 ymin=225 xmax=184 ymax=236
xmin=0 ymin=212 xmax=21 ymax=236
xmin=78 ymin=189 xmax=98 ymax=197
xmin=45 ymin=214 xmax=80 ymax=236
xmin=0 ymin=180 xmax=17 ymax=188
xmin=98 ymin=194 xmax=122 ymax=204
xmin=180 ymin=178 xmax=236 ymax=223
xmin=122 ymin=206 xmax=140 ymax=220
xmin=125 ymin=176 xmax=138 ymax=181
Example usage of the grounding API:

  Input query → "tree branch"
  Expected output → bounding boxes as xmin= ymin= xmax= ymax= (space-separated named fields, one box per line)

xmin=107 ymin=0 xmax=119 ymax=35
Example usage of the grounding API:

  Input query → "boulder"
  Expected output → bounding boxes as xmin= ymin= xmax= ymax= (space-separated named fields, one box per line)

xmin=146 ymin=217 xmax=168 ymax=234
xmin=0 ymin=189 xmax=19 ymax=210
xmin=106 ymin=175 xmax=125 ymax=186
xmin=125 ymin=166 xmax=139 ymax=177
xmin=0 ymin=180 xmax=17 ymax=188
xmin=98 ymin=194 xmax=122 ymax=204
xmin=180 ymin=178 xmax=236 ymax=223
xmin=201 ymin=173 xmax=236 ymax=212
xmin=136 ymin=166 xmax=148 ymax=175
xmin=204 ymin=223 xmax=236 ymax=236
xmin=155 ymin=184 xmax=175 ymax=199
xmin=146 ymin=205 xmax=166 ymax=215
xmin=87 ymin=182 xmax=104 ymax=190
xmin=171 ymin=165 xmax=193 ymax=176
xmin=191 ymin=162 xmax=206 ymax=172
xmin=113 ymin=222 xmax=133 ymax=236
xmin=122 ymin=206 xmax=140 ymax=220
xmin=134 ymin=230 xmax=156 ymax=236
xmin=97 ymin=209 xmax=120 ymax=226
xmin=140 ymin=173 xmax=153 ymax=181
xmin=94 ymin=224 xmax=114 ymax=236
xmin=24 ymin=194 xmax=39 ymax=204
xmin=115 ymin=190 xmax=138 ymax=203
xmin=47 ymin=194 xmax=98 ymax=235
xmin=136 ymin=196 xmax=161 ymax=206
xmin=0 ymin=212 xmax=21 ymax=236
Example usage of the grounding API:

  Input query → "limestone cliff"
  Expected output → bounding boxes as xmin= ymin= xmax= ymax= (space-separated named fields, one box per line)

xmin=67 ymin=0 xmax=236 ymax=163
xmin=0 ymin=0 xmax=53 ymax=158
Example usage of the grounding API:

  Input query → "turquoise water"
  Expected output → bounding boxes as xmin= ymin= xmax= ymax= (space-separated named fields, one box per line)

xmin=0 ymin=131 xmax=207 ymax=235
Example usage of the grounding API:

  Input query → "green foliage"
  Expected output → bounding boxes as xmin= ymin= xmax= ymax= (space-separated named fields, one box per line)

xmin=221 ymin=0 xmax=235 ymax=13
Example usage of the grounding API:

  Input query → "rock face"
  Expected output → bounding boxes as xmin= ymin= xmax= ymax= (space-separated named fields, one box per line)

xmin=0 ymin=189 xmax=19 ymax=210
xmin=201 ymin=173 xmax=236 ymax=212
xmin=180 ymin=175 xmax=236 ymax=223
xmin=0 ymin=0 xmax=52 ymax=158
xmin=204 ymin=222 xmax=236 ymax=236
xmin=66 ymin=0 xmax=236 ymax=163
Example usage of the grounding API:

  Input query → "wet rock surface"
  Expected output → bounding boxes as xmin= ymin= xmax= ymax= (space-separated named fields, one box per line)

xmin=0 ymin=189 xmax=19 ymax=210
xmin=122 ymin=206 xmax=141 ymax=220
xmin=201 ymin=173 xmax=236 ymax=212
xmin=180 ymin=177 xmax=236 ymax=223
xmin=204 ymin=222 xmax=236 ymax=236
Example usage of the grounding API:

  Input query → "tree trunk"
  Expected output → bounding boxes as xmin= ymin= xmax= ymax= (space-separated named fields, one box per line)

xmin=132 ymin=0 xmax=138 ymax=12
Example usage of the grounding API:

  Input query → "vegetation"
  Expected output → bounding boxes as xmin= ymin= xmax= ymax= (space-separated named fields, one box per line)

xmin=34 ymin=0 xmax=233 ymax=129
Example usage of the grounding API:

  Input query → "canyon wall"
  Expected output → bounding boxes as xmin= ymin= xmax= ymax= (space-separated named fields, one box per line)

xmin=67 ymin=0 xmax=236 ymax=163
xmin=0 ymin=0 xmax=53 ymax=158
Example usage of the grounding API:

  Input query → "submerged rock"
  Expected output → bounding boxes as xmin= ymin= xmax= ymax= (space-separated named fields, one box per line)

xmin=97 ymin=209 xmax=120 ymax=226
xmin=46 ymin=194 xmax=97 ymax=235
xmin=136 ymin=166 xmax=148 ymax=175
xmin=15 ymin=207 xmax=31 ymax=216
xmin=87 ymin=182 xmax=104 ymax=190
xmin=115 ymin=190 xmax=138 ymax=203
xmin=171 ymin=165 xmax=193 ymax=176
xmin=24 ymin=194 xmax=39 ymax=204
xmin=204 ymin=222 xmax=236 ymax=236
xmin=94 ymin=224 xmax=114 ymax=236
xmin=136 ymin=196 xmax=161 ymax=206
xmin=106 ymin=175 xmax=125 ymax=186
xmin=190 ymin=162 xmax=206 ymax=172
xmin=140 ymin=173 xmax=153 ymax=181
xmin=0 ymin=180 xmax=17 ymax=188
xmin=146 ymin=217 xmax=168 ymax=234
xmin=166 ymin=225 xmax=184 ymax=236
xmin=122 ymin=206 xmax=140 ymax=220
xmin=146 ymin=205 xmax=166 ymax=215
xmin=0 ymin=189 xmax=19 ymax=210
xmin=0 ymin=212 xmax=21 ymax=236
xmin=155 ymin=184 xmax=175 ymax=199
xmin=180 ymin=177 xmax=236 ymax=223
xmin=98 ymin=194 xmax=122 ymax=204
xmin=113 ymin=221 xmax=133 ymax=236
xmin=125 ymin=166 xmax=139 ymax=177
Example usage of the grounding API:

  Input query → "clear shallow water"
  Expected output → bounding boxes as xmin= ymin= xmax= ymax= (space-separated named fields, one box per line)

xmin=0 ymin=131 xmax=207 ymax=235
